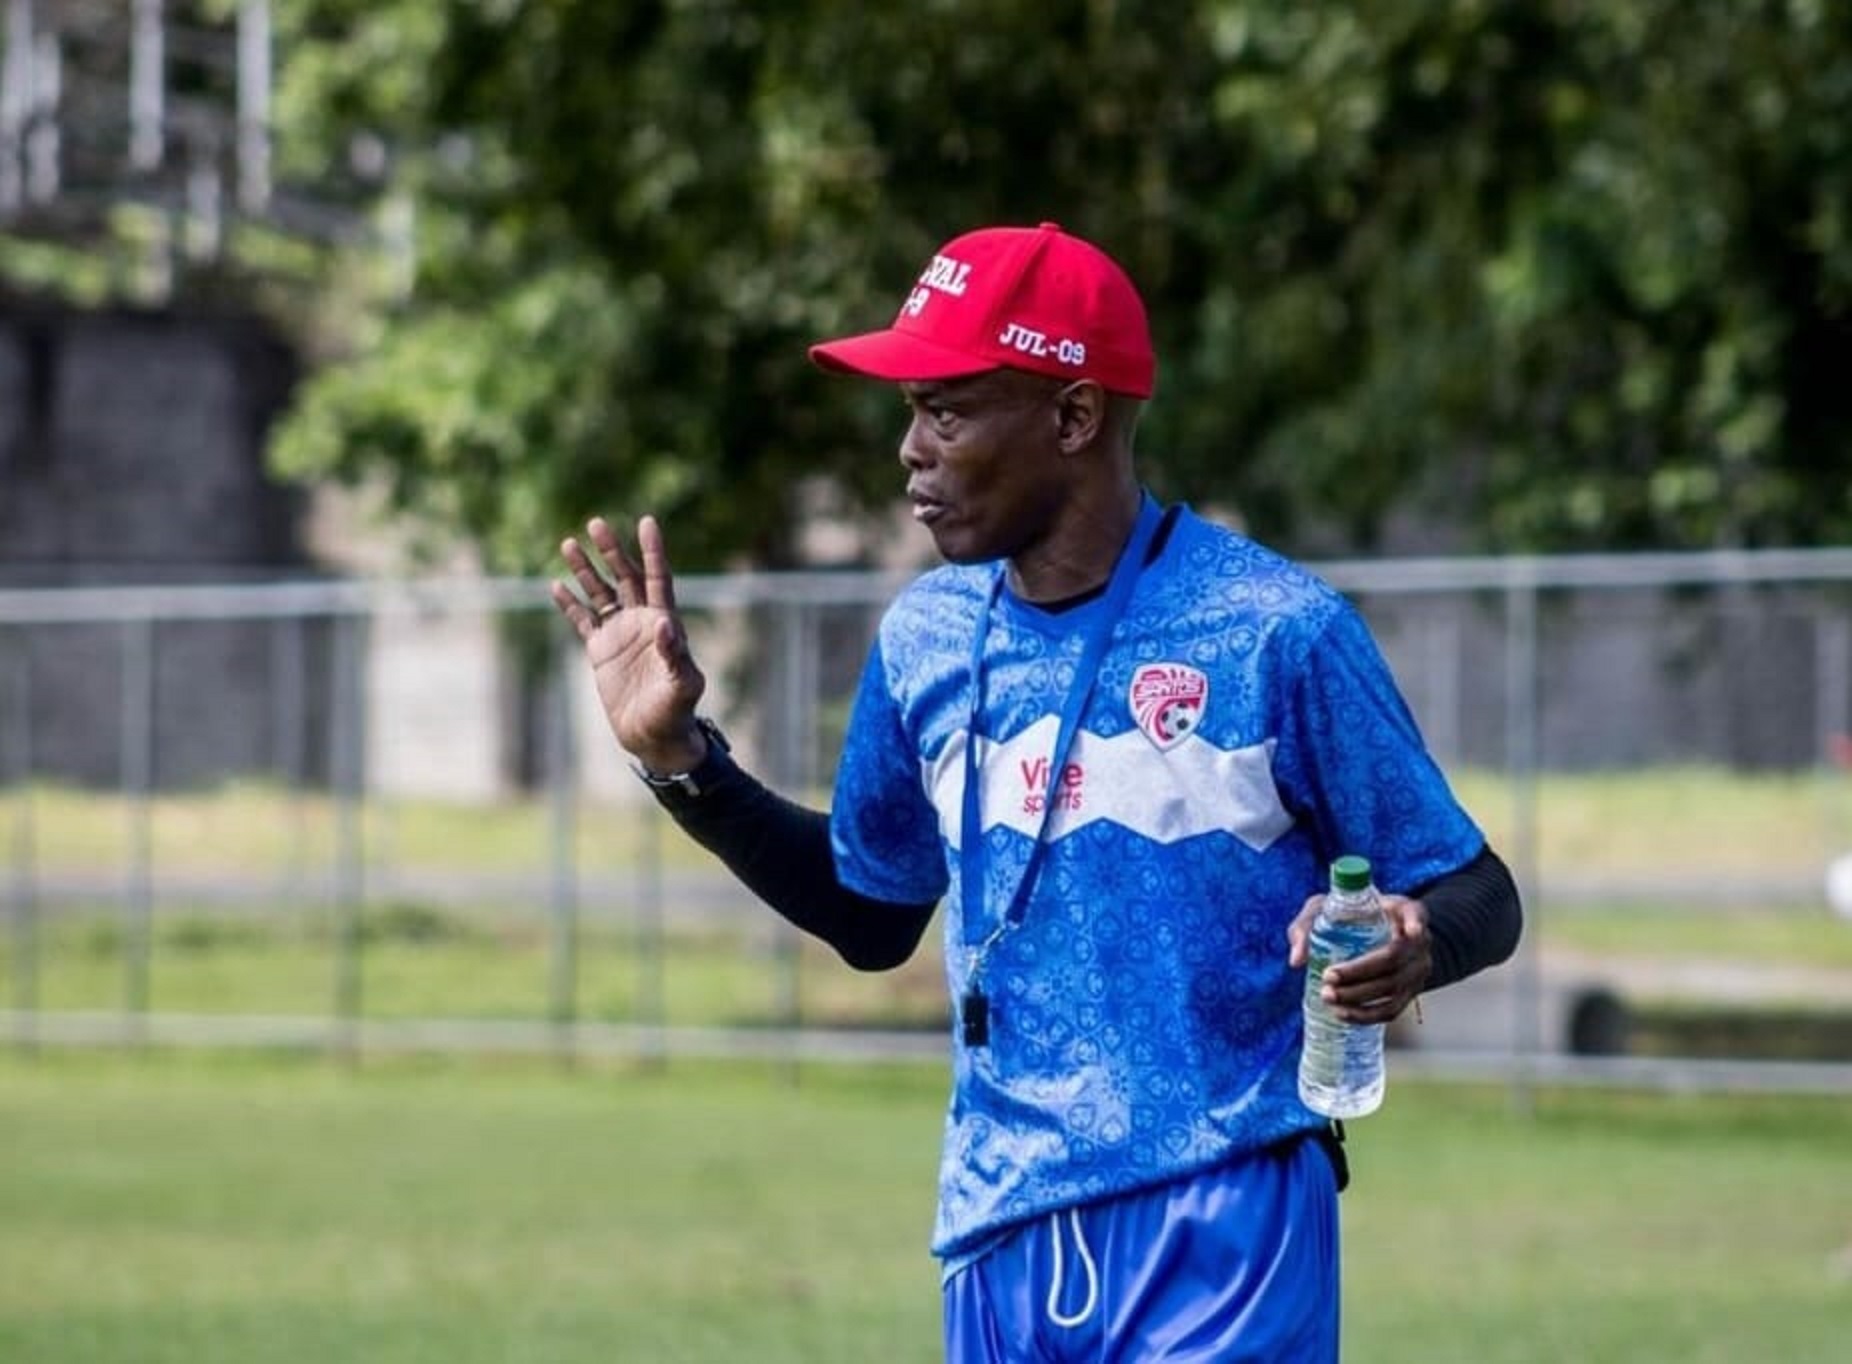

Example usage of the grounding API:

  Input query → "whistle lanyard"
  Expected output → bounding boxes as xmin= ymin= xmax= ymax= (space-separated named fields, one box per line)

xmin=957 ymin=494 xmax=1165 ymax=981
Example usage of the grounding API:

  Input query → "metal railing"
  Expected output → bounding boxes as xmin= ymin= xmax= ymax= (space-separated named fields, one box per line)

xmin=3 ymin=548 xmax=1852 ymax=1094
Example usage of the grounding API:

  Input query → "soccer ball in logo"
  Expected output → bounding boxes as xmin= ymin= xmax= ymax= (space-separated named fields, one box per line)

xmin=1129 ymin=663 xmax=1208 ymax=750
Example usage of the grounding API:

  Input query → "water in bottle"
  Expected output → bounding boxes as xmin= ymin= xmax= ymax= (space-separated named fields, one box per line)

xmin=1298 ymin=854 xmax=1393 ymax=1118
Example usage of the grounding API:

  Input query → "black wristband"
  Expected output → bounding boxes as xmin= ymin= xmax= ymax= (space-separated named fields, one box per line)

xmin=632 ymin=717 xmax=733 ymax=800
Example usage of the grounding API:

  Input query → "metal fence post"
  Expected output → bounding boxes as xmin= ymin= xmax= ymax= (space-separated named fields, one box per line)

xmin=1814 ymin=610 xmax=1851 ymax=848
xmin=120 ymin=617 xmax=156 ymax=1047
xmin=5 ymin=634 xmax=37 ymax=1054
xmin=0 ymin=0 xmax=34 ymax=216
xmin=770 ymin=598 xmax=818 ymax=1080
xmin=128 ymin=0 xmax=165 ymax=172
xmin=1503 ymin=567 xmax=1543 ymax=1115
xmin=270 ymin=612 xmax=310 ymax=910
xmin=330 ymin=611 xmax=365 ymax=1064
xmin=635 ymin=786 xmax=666 ymax=1068
xmin=546 ymin=629 xmax=581 ymax=1067
xmin=1423 ymin=610 xmax=1464 ymax=769
xmin=235 ymin=0 xmax=271 ymax=213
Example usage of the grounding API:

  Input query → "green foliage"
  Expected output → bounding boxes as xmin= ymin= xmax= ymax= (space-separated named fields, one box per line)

xmin=351 ymin=901 xmax=474 ymax=946
xmin=10 ymin=2 xmax=1851 ymax=560
xmin=160 ymin=915 xmax=275 ymax=955
xmin=271 ymin=262 xmax=651 ymax=569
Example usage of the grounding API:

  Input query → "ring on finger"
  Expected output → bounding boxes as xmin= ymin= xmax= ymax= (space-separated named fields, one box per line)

xmin=595 ymin=599 xmax=620 ymax=620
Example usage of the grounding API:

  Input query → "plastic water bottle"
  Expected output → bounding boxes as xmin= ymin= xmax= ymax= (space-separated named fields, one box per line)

xmin=1298 ymin=854 xmax=1393 ymax=1118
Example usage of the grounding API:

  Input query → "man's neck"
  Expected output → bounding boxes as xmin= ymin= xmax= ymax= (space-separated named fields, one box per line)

xmin=1006 ymin=483 xmax=1144 ymax=603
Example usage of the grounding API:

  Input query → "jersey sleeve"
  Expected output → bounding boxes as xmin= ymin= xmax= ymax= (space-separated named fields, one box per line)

xmin=829 ymin=634 xmax=952 ymax=906
xmin=1273 ymin=601 xmax=1484 ymax=892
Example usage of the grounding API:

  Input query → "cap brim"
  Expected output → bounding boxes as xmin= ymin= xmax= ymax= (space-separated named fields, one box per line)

xmin=808 ymin=328 xmax=998 ymax=384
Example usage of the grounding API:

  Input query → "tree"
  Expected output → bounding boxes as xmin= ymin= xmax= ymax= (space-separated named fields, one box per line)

xmin=14 ymin=3 xmax=1847 ymax=566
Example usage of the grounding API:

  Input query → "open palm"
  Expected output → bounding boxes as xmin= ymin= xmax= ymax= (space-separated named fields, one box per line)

xmin=551 ymin=515 xmax=708 ymax=770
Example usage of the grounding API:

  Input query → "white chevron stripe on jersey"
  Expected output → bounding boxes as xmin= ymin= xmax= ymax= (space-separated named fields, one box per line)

xmin=925 ymin=716 xmax=1293 ymax=852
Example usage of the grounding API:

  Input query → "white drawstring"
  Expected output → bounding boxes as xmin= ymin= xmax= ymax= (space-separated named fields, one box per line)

xmin=1044 ymin=1207 xmax=1100 ymax=1329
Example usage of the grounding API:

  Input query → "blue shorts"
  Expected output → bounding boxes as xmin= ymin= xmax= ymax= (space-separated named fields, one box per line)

xmin=941 ymin=1133 xmax=1340 ymax=1363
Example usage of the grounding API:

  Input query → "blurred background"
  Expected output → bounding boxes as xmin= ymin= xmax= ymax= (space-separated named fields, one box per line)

xmin=1 ymin=5 xmax=1849 ymax=1363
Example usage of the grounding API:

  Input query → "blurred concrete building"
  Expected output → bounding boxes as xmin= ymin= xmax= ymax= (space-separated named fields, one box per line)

xmin=0 ymin=1 xmax=401 ymax=795
xmin=0 ymin=296 xmax=325 ymax=789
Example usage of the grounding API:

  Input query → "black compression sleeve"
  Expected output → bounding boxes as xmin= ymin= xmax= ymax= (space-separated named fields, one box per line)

xmin=1414 ymin=845 xmax=1524 ymax=991
xmin=643 ymin=746 xmax=937 ymax=971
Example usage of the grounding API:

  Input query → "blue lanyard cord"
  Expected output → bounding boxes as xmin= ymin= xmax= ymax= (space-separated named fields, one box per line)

xmin=958 ymin=494 xmax=1166 ymax=956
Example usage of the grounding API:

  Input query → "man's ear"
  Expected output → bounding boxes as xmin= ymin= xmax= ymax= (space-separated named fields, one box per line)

xmin=1054 ymin=380 xmax=1107 ymax=453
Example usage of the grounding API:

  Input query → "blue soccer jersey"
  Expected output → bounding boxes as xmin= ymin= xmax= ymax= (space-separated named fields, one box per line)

xmin=830 ymin=504 xmax=1484 ymax=1261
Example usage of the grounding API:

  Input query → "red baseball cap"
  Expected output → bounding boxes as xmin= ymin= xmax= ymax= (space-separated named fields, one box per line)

xmin=809 ymin=221 xmax=1155 ymax=398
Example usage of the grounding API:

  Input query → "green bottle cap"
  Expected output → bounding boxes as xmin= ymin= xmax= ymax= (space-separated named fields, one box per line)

xmin=1330 ymin=855 xmax=1373 ymax=892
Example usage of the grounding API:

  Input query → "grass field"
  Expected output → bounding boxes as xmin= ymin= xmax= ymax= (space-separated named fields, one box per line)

xmin=2 ymin=770 xmax=1850 ymax=1360
xmin=9 ymin=766 xmax=1852 ymax=1039
xmin=1 ymin=1054 xmax=1847 ymax=1364
xmin=11 ymin=764 xmax=1852 ymax=888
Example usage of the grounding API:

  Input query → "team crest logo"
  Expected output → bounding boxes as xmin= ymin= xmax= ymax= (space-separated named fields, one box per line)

xmin=1129 ymin=663 xmax=1208 ymax=750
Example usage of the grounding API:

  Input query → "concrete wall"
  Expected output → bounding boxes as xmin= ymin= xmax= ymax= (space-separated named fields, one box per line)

xmin=0 ymin=300 xmax=326 ymax=790
xmin=0 ymin=303 xmax=302 ymax=572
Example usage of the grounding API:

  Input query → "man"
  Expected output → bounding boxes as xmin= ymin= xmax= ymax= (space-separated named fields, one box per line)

xmin=552 ymin=221 xmax=1521 ymax=1361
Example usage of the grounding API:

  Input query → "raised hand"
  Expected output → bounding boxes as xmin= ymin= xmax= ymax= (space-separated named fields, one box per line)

xmin=551 ymin=514 xmax=710 ymax=772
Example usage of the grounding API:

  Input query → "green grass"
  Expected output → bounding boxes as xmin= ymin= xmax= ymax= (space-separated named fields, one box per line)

xmin=1543 ymin=899 xmax=1852 ymax=969
xmin=6 ymin=781 xmax=719 ymax=878
xmin=10 ymin=898 xmax=1851 ymax=1031
xmin=10 ymin=762 xmax=1852 ymax=886
xmin=1342 ymin=1084 xmax=1851 ymax=1362
xmin=0 ymin=1055 xmax=1845 ymax=1364
xmin=9 ymin=765 xmax=1852 ymax=1037
xmin=1 ymin=908 xmax=952 ymax=1029
xmin=1452 ymin=765 xmax=1852 ymax=881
